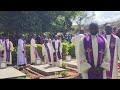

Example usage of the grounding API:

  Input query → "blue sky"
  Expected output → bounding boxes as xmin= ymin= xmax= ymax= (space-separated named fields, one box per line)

xmin=73 ymin=11 xmax=120 ymax=25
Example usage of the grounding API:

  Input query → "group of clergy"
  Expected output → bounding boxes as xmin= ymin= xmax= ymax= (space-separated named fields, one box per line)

xmin=72 ymin=22 xmax=120 ymax=79
xmin=17 ymin=34 xmax=63 ymax=67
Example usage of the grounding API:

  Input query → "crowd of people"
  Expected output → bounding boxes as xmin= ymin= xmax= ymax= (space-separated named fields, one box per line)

xmin=1 ymin=22 xmax=120 ymax=79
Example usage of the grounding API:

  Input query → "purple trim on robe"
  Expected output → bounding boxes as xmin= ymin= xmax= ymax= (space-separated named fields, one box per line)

xmin=44 ymin=43 xmax=51 ymax=62
xmin=106 ymin=34 xmax=116 ymax=78
xmin=5 ymin=41 xmax=10 ymax=62
xmin=57 ymin=41 xmax=62 ymax=59
xmin=52 ymin=41 xmax=57 ymax=62
xmin=84 ymin=35 xmax=105 ymax=79
xmin=52 ymin=40 xmax=62 ymax=62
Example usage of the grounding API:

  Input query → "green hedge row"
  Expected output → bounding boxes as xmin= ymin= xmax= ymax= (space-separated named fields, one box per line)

xmin=12 ymin=43 xmax=75 ymax=64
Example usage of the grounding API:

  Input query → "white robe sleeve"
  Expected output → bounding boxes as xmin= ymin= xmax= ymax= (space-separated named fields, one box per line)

xmin=71 ymin=37 xmax=75 ymax=44
xmin=79 ymin=37 xmax=91 ymax=73
xmin=60 ymin=41 xmax=62 ymax=53
xmin=31 ymin=39 xmax=37 ymax=47
xmin=101 ymin=38 xmax=110 ymax=71
xmin=117 ymin=37 xmax=120 ymax=61
xmin=10 ymin=41 xmax=14 ymax=51
xmin=42 ymin=45 xmax=46 ymax=56
xmin=19 ymin=40 xmax=24 ymax=52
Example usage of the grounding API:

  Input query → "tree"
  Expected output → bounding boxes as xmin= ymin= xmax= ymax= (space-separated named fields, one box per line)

xmin=76 ymin=11 xmax=95 ymax=30
xmin=0 ymin=11 xmax=81 ymax=34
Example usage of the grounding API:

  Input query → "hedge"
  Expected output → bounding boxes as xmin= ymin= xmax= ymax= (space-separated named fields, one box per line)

xmin=12 ymin=43 xmax=75 ymax=65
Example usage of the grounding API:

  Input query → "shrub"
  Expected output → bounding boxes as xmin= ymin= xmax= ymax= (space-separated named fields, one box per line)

xmin=62 ymin=42 xmax=69 ymax=55
xmin=12 ymin=44 xmax=44 ymax=65
xmin=68 ymin=43 xmax=75 ymax=57
xmin=12 ymin=43 xmax=75 ymax=64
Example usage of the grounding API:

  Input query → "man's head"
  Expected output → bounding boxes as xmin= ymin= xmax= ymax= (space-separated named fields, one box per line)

xmin=6 ymin=36 xmax=9 ymax=41
xmin=89 ymin=22 xmax=99 ymax=35
xmin=32 ymin=34 xmax=36 ymax=39
xmin=105 ymin=24 xmax=112 ymax=35
xmin=80 ymin=30 xmax=84 ymax=34
xmin=113 ymin=27 xmax=117 ymax=32
xmin=44 ymin=39 xmax=48 ymax=44
xmin=54 ymin=35 xmax=58 ymax=40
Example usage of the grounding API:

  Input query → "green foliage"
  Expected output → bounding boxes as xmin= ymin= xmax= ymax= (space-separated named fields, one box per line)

xmin=55 ymin=71 xmax=68 ymax=77
xmin=61 ymin=62 xmax=66 ymax=69
xmin=0 ymin=11 xmax=81 ymax=33
xmin=12 ymin=43 xmax=75 ymax=64
xmin=17 ymin=77 xmax=26 ymax=79
xmin=68 ymin=43 xmax=75 ymax=57
xmin=12 ymin=44 xmax=44 ymax=64
xmin=62 ymin=42 xmax=69 ymax=56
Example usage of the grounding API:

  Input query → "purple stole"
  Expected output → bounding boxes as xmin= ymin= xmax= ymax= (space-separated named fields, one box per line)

xmin=44 ymin=43 xmax=51 ymax=62
xmin=5 ymin=41 xmax=11 ymax=62
xmin=84 ymin=35 xmax=105 ymax=79
xmin=105 ymin=34 xmax=116 ymax=79
xmin=52 ymin=40 xmax=62 ymax=62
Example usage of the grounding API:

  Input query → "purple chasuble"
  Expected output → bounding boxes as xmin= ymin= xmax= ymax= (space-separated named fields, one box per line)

xmin=5 ymin=41 xmax=10 ymax=62
xmin=44 ymin=43 xmax=51 ymax=62
xmin=105 ymin=34 xmax=116 ymax=79
xmin=52 ymin=40 xmax=62 ymax=62
xmin=84 ymin=35 xmax=105 ymax=79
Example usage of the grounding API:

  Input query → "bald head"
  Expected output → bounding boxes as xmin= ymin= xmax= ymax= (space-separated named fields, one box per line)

xmin=105 ymin=24 xmax=112 ymax=35
xmin=89 ymin=22 xmax=99 ymax=35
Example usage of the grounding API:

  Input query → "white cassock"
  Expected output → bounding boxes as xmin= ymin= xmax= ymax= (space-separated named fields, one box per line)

xmin=2 ymin=40 xmax=13 ymax=65
xmin=42 ymin=42 xmax=53 ymax=65
xmin=106 ymin=35 xmax=120 ymax=79
xmin=30 ymin=38 xmax=37 ymax=64
xmin=17 ymin=39 xmax=27 ymax=65
xmin=51 ymin=40 xmax=63 ymax=67
xmin=79 ymin=35 xmax=110 ymax=79
xmin=71 ymin=34 xmax=85 ymax=74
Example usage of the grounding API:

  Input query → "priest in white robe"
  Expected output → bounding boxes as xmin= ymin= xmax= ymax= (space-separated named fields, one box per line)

xmin=30 ymin=35 xmax=38 ymax=64
xmin=104 ymin=24 xmax=120 ymax=79
xmin=17 ymin=35 xmax=27 ymax=66
xmin=79 ymin=23 xmax=110 ymax=79
xmin=2 ymin=37 xmax=13 ymax=65
xmin=51 ymin=35 xmax=63 ymax=67
xmin=42 ymin=39 xmax=53 ymax=65
xmin=71 ymin=30 xmax=85 ymax=74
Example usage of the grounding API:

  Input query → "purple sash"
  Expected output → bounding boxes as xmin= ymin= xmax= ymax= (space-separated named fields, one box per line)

xmin=5 ymin=41 xmax=10 ymax=62
xmin=105 ymin=34 xmax=116 ymax=78
xmin=84 ymin=35 xmax=105 ymax=79
xmin=57 ymin=41 xmax=62 ymax=59
xmin=44 ymin=43 xmax=51 ymax=62
xmin=52 ymin=41 xmax=62 ymax=62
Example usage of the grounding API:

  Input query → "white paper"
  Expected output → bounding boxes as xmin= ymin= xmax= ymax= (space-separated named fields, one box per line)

xmin=1 ymin=63 xmax=6 ymax=68
xmin=37 ymin=60 xmax=41 ymax=64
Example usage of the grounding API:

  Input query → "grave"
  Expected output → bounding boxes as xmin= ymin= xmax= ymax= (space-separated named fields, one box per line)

xmin=29 ymin=64 xmax=66 ymax=76
xmin=64 ymin=59 xmax=77 ymax=69
xmin=0 ymin=67 xmax=26 ymax=79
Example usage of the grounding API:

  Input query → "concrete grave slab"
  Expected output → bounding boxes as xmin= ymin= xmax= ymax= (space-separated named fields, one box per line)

xmin=0 ymin=67 xmax=26 ymax=79
xmin=30 ymin=64 xmax=66 ymax=76
xmin=64 ymin=60 xmax=77 ymax=69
